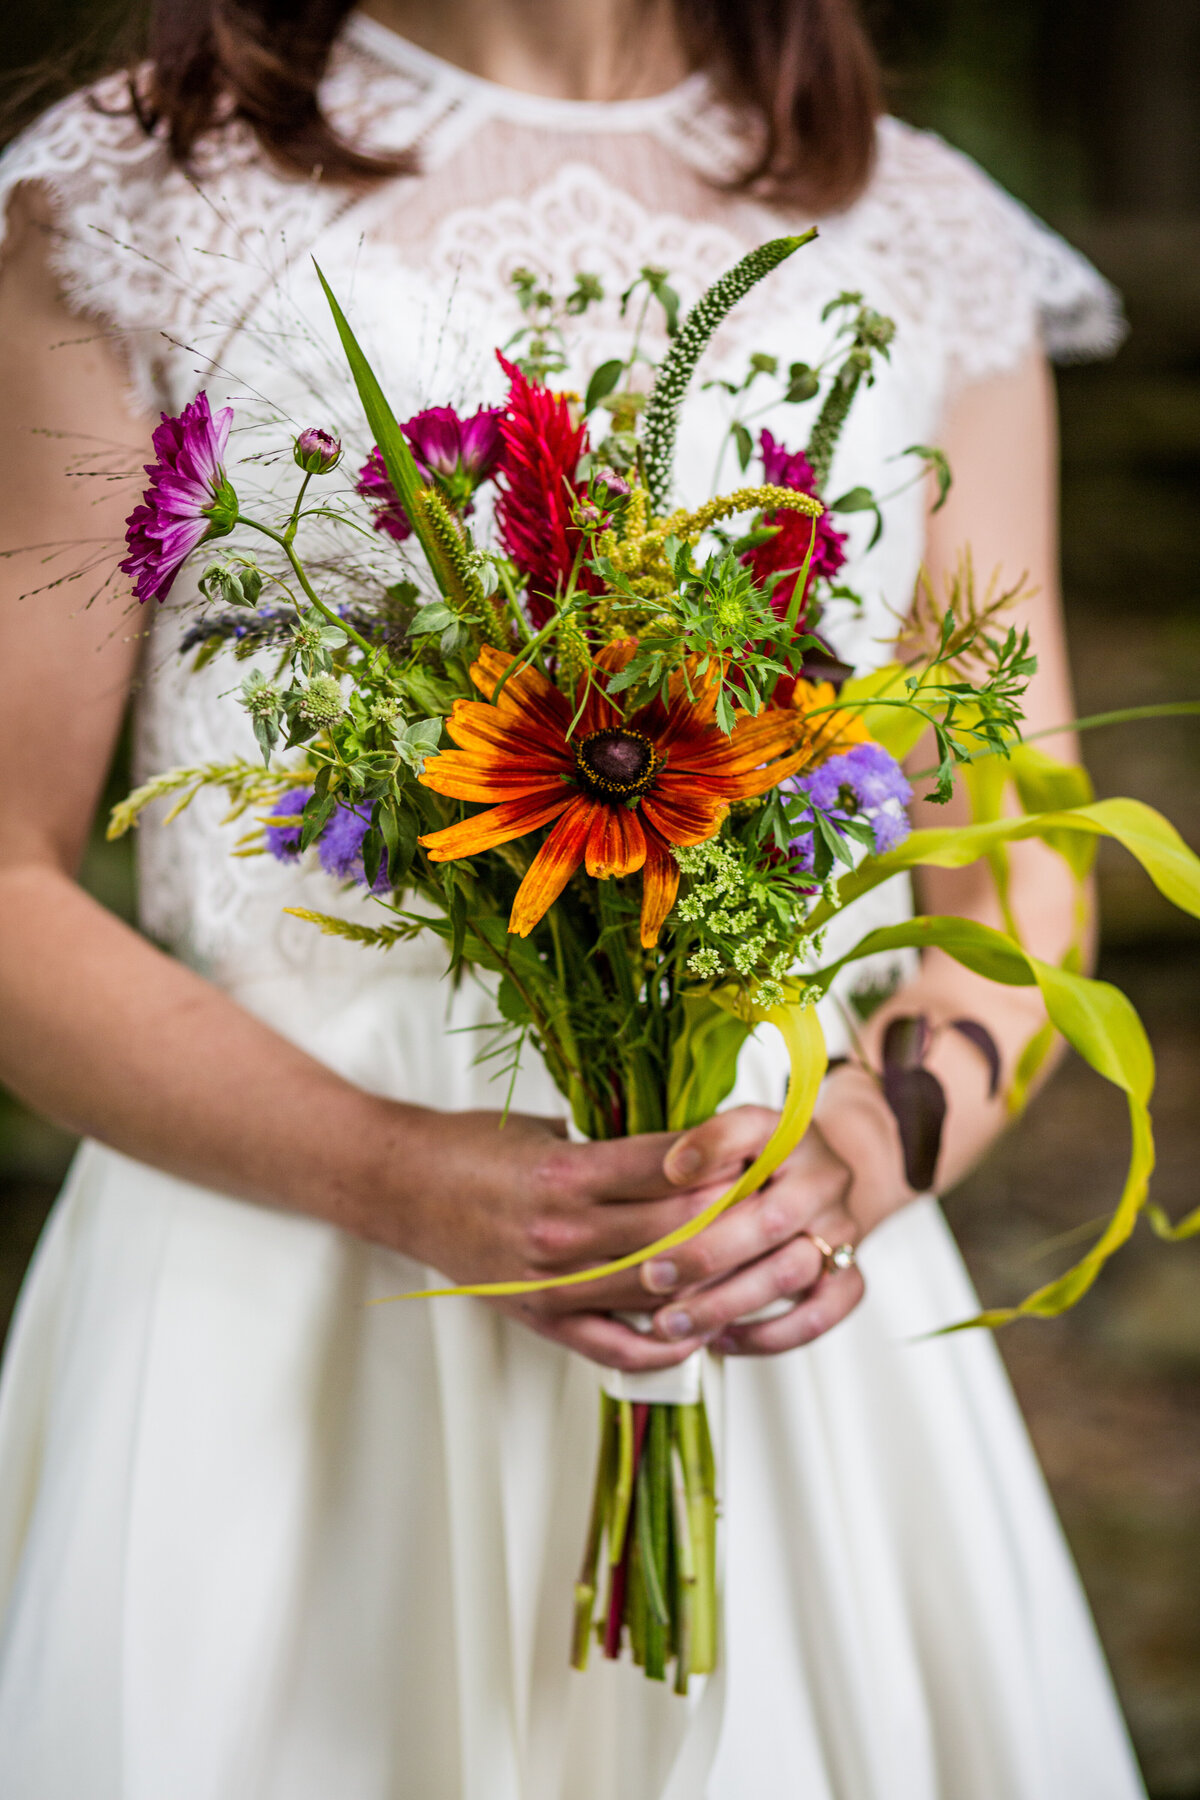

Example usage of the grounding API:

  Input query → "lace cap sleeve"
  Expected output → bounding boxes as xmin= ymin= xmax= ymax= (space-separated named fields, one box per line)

xmin=871 ymin=118 xmax=1126 ymax=391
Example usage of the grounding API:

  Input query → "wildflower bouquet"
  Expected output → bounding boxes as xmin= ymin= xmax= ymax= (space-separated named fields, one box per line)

xmin=113 ymin=233 xmax=1200 ymax=1692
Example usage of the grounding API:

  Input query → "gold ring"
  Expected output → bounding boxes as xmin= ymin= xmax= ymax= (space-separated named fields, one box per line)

xmin=807 ymin=1232 xmax=857 ymax=1273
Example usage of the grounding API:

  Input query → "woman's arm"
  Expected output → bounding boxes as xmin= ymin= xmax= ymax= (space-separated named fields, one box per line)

xmin=641 ymin=346 xmax=1086 ymax=1351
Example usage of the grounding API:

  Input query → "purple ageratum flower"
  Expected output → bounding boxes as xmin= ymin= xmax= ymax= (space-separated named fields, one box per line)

xmin=265 ymin=787 xmax=314 ymax=861
xmin=121 ymin=392 xmax=238 ymax=603
xmin=789 ymin=742 xmax=913 ymax=868
xmin=356 ymin=405 xmax=505 ymax=542
xmin=265 ymin=789 xmax=391 ymax=893
xmin=294 ymin=427 xmax=342 ymax=474
xmin=317 ymin=800 xmax=393 ymax=895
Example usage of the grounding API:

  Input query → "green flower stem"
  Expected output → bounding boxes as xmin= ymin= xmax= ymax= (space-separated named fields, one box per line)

xmin=284 ymin=472 xmax=313 ymax=542
xmin=670 ymin=1439 xmax=695 ymax=1694
xmin=677 ymin=1402 xmax=717 ymax=1674
xmin=572 ymin=1393 xmax=617 ymax=1670
xmin=236 ymin=515 xmax=377 ymax=658
xmin=608 ymin=1400 xmax=636 ymax=1568
xmin=906 ymin=700 xmax=1200 ymax=778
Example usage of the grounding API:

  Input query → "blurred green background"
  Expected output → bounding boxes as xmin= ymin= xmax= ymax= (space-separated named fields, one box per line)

xmin=2 ymin=2 xmax=1199 ymax=1792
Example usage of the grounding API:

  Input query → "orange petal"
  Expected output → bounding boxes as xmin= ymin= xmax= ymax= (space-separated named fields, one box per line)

xmin=419 ymin=752 xmax=567 ymax=804
xmin=667 ymin=714 xmax=803 ymax=776
xmin=639 ymin=828 xmax=680 ymax=947
xmin=419 ymin=790 xmax=571 ymax=861
xmin=446 ymin=698 xmax=570 ymax=766
xmin=508 ymin=797 xmax=595 ymax=936
xmin=584 ymin=801 xmax=647 ymax=879
xmin=471 ymin=646 xmax=571 ymax=739
xmin=641 ymin=784 xmax=728 ymax=845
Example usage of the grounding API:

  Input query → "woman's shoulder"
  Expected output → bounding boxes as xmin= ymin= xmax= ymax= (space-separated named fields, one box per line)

xmin=0 ymin=73 xmax=172 ymax=230
xmin=0 ymin=73 xmax=340 ymax=412
xmin=847 ymin=115 xmax=1125 ymax=381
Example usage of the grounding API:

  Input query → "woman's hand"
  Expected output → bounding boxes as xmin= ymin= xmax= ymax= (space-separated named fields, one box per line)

xmin=638 ymin=1074 xmax=908 ymax=1356
xmin=366 ymin=1075 xmax=910 ymax=1372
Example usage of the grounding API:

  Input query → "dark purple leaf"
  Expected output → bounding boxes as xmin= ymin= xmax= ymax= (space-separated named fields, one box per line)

xmin=950 ymin=1017 xmax=1002 ymax=1098
xmin=881 ymin=1014 xmax=931 ymax=1072
xmin=881 ymin=1065 xmax=947 ymax=1191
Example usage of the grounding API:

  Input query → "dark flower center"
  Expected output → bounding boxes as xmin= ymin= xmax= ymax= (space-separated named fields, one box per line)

xmin=575 ymin=728 xmax=661 ymax=801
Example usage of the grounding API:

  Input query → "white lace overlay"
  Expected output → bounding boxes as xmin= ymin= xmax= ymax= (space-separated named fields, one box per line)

xmin=0 ymin=18 xmax=1125 ymax=1011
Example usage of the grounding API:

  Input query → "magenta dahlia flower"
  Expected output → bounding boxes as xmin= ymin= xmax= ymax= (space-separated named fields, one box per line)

xmin=121 ymin=392 xmax=238 ymax=604
xmin=744 ymin=428 xmax=848 ymax=628
xmin=356 ymin=405 xmax=504 ymax=542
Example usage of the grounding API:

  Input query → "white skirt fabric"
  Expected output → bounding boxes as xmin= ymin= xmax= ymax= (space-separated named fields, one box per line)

xmin=0 ymin=965 xmax=1145 ymax=1799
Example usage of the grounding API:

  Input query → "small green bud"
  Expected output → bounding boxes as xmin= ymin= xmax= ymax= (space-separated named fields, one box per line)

xmin=298 ymin=673 xmax=344 ymax=727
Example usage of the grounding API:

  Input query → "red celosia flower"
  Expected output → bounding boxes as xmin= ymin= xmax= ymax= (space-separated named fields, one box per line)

xmin=418 ymin=641 xmax=821 ymax=946
xmin=744 ymin=429 xmax=848 ymax=629
xmin=493 ymin=353 xmax=602 ymax=629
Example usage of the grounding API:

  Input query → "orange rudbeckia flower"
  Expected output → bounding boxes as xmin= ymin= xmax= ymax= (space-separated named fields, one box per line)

xmin=418 ymin=641 xmax=828 ymax=946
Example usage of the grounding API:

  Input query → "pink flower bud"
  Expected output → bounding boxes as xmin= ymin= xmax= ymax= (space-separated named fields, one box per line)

xmin=293 ymin=427 xmax=343 ymax=475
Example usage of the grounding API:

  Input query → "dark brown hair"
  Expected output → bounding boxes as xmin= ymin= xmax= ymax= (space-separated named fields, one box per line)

xmin=18 ymin=0 xmax=883 ymax=212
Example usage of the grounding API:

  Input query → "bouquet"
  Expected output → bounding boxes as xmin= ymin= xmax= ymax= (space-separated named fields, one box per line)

xmin=112 ymin=233 xmax=1200 ymax=1691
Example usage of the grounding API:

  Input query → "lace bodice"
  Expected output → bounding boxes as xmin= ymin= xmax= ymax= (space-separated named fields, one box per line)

xmin=0 ymin=16 xmax=1124 ymax=1006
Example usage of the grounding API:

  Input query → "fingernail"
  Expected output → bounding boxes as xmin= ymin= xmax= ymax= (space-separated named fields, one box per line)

xmin=660 ymin=1308 xmax=693 ymax=1340
xmin=665 ymin=1144 xmax=702 ymax=1183
xmin=642 ymin=1258 xmax=678 ymax=1294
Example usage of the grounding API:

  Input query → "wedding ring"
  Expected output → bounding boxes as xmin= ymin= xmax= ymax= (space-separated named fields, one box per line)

xmin=807 ymin=1232 xmax=858 ymax=1273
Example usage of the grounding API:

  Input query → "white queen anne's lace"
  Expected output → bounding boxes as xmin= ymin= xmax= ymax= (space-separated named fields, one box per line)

xmin=0 ymin=19 xmax=1124 ymax=993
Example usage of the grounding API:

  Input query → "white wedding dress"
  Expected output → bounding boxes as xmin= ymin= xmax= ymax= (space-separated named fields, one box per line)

xmin=0 ymin=17 xmax=1146 ymax=1798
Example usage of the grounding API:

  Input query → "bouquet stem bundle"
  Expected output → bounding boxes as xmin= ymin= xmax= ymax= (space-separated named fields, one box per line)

xmin=573 ymin=1394 xmax=717 ymax=1690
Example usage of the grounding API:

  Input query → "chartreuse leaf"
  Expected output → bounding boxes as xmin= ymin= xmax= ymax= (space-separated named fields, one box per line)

xmin=810 ymin=797 xmax=1200 ymax=929
xmin=666 ymin=993 xmax=752 ymax=1131
xmin=370 ymin=992 xmax=828 ymax=1302
xmin=810 ymin=914 xmax=1159 ymax=1326
xmin=313 ymin=261 xmax=454 ymax=599
xmin=837 ymin=662 xmax=946 ymax=761
xmin=1008 ymin=743 xmax=1097 ymax=880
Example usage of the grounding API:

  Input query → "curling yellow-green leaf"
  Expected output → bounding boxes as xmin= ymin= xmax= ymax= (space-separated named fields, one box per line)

xmin=811 ymin=913 xmax=1160 ymax=1326
xmin=1009 ymin=743 xmax=1096 ymax=879
xmin=811 ymin=796 xmax=1200 ymax=928
xmin=370 ymin=992 xmax=828 ymax=1303
xmin=1007 ymin=1018 xmax=1057 ymax=1116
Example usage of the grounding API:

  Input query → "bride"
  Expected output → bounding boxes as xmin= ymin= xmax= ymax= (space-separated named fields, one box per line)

xmin=0 ymin=0 xmax=1148 ymax=1794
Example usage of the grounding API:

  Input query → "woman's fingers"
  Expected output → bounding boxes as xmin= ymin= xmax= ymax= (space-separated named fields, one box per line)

xmin=713 ymin=1261 xmax=865 ymax=1356
xmin=660 ymin=1103 xmax=779 ymax=1190
xmin=649 ymin=1234 xmax=827 ymax=1341
xmin=637 ymin=1131 xmax=850 ymax=1299
xmin=499 ymin=1301 xmax=710 ymax=1372
xmin=650 ymin=1187 xmax=863 ymax=1346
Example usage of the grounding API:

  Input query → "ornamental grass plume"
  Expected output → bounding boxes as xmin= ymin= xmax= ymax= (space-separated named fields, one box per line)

xmin=418 ymin=641 xmax=833 ymax=945
xmin=121 ymin=392 xmax=237 ymax=603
